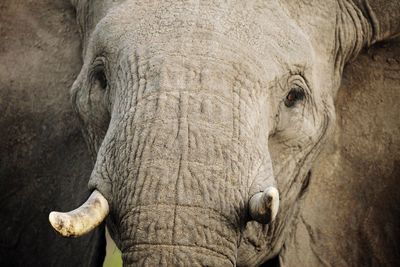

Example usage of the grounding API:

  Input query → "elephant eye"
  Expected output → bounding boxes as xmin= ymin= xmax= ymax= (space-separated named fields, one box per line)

xmin=93 ymin=70 xmax=108 ymax=90
xmin=284 ymin=87 xmax=305 ymax=108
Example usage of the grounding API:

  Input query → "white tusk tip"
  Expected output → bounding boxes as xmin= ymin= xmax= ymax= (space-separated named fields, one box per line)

xmin=49 ymin=211 xmax=77 ymax=237
xmin=249 ymin=186 xmax=280 ymax=224
xmin=48 ymin=190 xmax=109 ymax=238
xmin=264 ymin=187 xmax=279 ymax=221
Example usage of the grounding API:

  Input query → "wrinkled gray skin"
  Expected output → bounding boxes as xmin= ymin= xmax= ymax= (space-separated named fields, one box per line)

xmin=69 ymin=0 xmax=399 ymax=266
xmin=283 ymin=38 xmax=400 ymax=266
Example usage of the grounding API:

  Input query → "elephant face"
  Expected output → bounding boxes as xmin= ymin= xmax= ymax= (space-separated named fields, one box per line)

xmin=49 ymin=0 xmax=400 ymax=266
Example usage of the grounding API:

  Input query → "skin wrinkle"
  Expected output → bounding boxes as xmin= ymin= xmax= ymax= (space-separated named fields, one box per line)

xmin=124 ymin=248 xmax=232 ymax=266
xmin=258 ymin=115 xmax=331 ymax=263
xmin=119 ymin=205 xmax=238 ymax=248
xmin=333 ymin=0 xmax=372 ymax=78
xmin=122 ymin=55 xmax=142 ymax=205
xmin=173 ymin=92 xmax=186 ymax=245
xmin=125 ymin=246 xmax=222 ymax=260
xmin=282 ymin=112 xmax=331 ymax=199
xmin=123 ymin=56 xmax=139 ymax=190
xmin=121 ymin=95 xmax=241 ymax=132
xmin=123 ymin=211 xmax=237 ymax=247
xmin=124 ymin=218 xmax=237 ymax=254
xmin=344 ymin=1 xmax=364 ymax=58
xmin=125 ymin=243 xmax=234 ymax=264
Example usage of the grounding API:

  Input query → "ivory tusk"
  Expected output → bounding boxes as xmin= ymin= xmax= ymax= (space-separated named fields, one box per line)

xmin=49 ymin=190 xmax=109 ymax=237
xmin=249 ymin=186 xmax=279 ymax=224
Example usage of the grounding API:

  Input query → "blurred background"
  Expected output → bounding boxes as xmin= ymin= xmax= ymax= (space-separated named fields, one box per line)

xmin=104 ymin=230 xmax=122 ymax=267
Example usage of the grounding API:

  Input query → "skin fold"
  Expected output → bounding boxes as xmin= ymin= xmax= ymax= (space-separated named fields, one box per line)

xmin=64 ymin=0 xmax=400 ymax=266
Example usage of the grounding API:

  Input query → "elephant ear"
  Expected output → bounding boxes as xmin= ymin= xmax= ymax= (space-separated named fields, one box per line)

xmin=280 ymin=37 xmax=400 ymax=266
xmin=71 ymin=0 xmax=122 ymax=53
xmin=354 ymin=0 xmax=400 ymax=43
xmin=0 ymin=1 xmax=105 ymax=266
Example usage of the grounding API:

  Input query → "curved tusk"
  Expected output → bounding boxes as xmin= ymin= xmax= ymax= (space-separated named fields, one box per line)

xmin=249 ymin=186 xmax=279 ymax=224
xmin=49 ymin=190 xmax=109 ymax=237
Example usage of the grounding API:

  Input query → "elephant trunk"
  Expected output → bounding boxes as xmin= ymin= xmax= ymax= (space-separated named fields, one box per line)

xmin=120 ymin=204 xmax=237 ymax=266
xmin=103 ymin=89 xmax=245 ymax=265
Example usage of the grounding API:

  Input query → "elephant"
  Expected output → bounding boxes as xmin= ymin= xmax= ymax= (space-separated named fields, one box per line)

xmin=47 ymin=0 xmax=400 ymax=266
xmin=0 ymin=0 xmax=399 ymax=266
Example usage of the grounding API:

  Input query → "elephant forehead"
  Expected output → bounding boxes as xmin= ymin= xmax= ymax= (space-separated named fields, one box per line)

xmin=92 ymin=0 xmax=314 ymax=71
xmin=131 ymin=49 xmax=267 ymax=96
xmin=116 ymin=51 xmax=272 ymax=141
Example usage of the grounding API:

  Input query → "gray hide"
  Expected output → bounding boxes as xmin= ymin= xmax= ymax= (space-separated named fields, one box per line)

xmin=281 ymin=38 xmax=400 ymax=267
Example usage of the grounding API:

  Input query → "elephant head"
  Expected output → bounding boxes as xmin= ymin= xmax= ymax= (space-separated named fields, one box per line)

xmin=49 ymin=0 xmax=400 ymax=266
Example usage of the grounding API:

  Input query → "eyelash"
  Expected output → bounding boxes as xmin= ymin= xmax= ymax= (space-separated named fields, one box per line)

xmin=90 ymin=61 xmax=108 ymax=91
